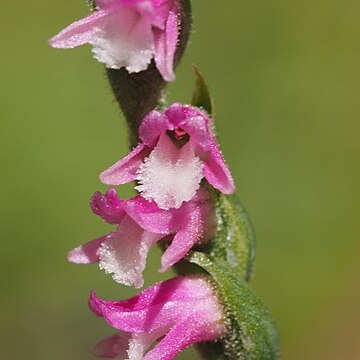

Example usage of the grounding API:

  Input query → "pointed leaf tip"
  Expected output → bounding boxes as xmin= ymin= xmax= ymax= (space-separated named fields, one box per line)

xmin=191 ymin=64 xmax=214 ymax=117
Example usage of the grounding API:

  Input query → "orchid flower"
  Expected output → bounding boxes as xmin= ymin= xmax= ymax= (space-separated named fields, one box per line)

xmin=68 ymin=188 xmax=215 ymax=288
xmin=49 ymin=0 xmax=179 ymax=82
xmin=89 ymin=276 xmax=226 ymax=360
xmin=100 ymin=103 xmax=235 ymax=210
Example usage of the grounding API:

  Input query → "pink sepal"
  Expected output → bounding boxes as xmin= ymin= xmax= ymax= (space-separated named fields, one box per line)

xmin=163 ymin=103 xmax=213 ymax=148
xmin=49 ymin=11 xmax=108 ymax=48
xmin=91 ymin=188 xmax=126 ymax=224
xmin=154 ymin=2 xmax=179 ymax=82
xmin=124 ymin=195 xmax=174 ymax=234
xmin=160 ymin=202 xmax=203 ymax=272
xmin=100 ymin=143 xmax=151 ymax=185
xmin=203 ymin=145 xmax=236 ymax=194
xmin=67 ymin=235 xmax=107 ymax=264
xmin=144 ymin=311 xmax=224 ymax=360
xmin=139 ymin=110 xmax=170 ymax=147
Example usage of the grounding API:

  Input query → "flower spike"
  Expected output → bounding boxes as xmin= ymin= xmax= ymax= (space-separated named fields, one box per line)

xmin=49 ymin=0 xmax=281 ymax=357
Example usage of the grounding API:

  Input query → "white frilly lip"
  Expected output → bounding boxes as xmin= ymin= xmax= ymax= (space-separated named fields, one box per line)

xmin=98 ymin=217 xmax=161 ymax=288
xmin=135 ymin=133 xmax=204 ymax=210
xmin=91 ymin=6 xmax=155 ymax=72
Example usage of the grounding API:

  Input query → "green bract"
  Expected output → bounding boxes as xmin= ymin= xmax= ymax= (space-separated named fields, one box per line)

xmin=189 ymin=252 xmax=280 ymax=360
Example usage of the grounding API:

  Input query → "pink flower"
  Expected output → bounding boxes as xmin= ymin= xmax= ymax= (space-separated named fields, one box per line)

xmin=49 ymin=0 xmax=179 ymax=81
xmin=89 ymin=276 xmax=226 ymax=360
xmin=68 ymin=188 xmax=215 ymax=288
xmin=100 ymin=103 xmax=235 ymax=210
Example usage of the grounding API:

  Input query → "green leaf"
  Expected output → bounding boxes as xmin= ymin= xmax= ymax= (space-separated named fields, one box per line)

xmin=106 ymin=0 xmax=192 ymax=146
xmin=203 ymin=193 xmax=256 ymax=282
xmin=191 ymin=65 xmax=214 ymax=116
xmin=188 ymin=252 xmax=281 ymax=360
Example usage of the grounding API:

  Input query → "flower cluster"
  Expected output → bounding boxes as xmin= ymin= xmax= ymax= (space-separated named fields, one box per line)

xmin=66 ymin=102 xmax=233 ymax=357
xmin=51 ymin=2 xmax=237 ymax=359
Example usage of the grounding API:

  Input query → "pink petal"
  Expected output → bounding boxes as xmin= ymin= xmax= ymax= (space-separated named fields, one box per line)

xmin=98 ymin=218 xmax=161 ymax=288
xmin=100 ymin=143 xmax=151 ymax=185
xmin=67 ymin=235 xmax=107 ymax=264
xmin=160 ymin=204 xmax=203 ymax=271
xmin=98 ymin=1 xmax=172 ymax=31
xmin=154 ymin=2 xmax=179 ymax=82
xmin=89 ymin=277 xmax=214 ymax=332
xmin=148 ymin=0 xmax=174 ymax=29
xmin=135 ymin=134 xmax=204 ymax=210
xmin=49 ymin=11 xmax=108 ymax=48
xmin=144 ymin=312 xmax=225 ymax=360
xmin=91 ymin=188 xmax=126 ymax=224
xmin=203 ymin=146 xmax=235 ymax=194
xmin=122 ymin=0 xmax=164 ymax=26
xmin=93 ymin=333 xmax=131 ymax=358
xmin=165 ymin=103 xmax=213 ymax=148
xmin=139 ymin=110 xmax=170 ymax=147
xmin=123 ymin=195 xmax=175 ymax=234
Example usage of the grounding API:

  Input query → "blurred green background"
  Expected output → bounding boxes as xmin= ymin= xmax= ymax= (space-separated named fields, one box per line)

xmin=1 ymin=0 xmax=360 ymax=359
